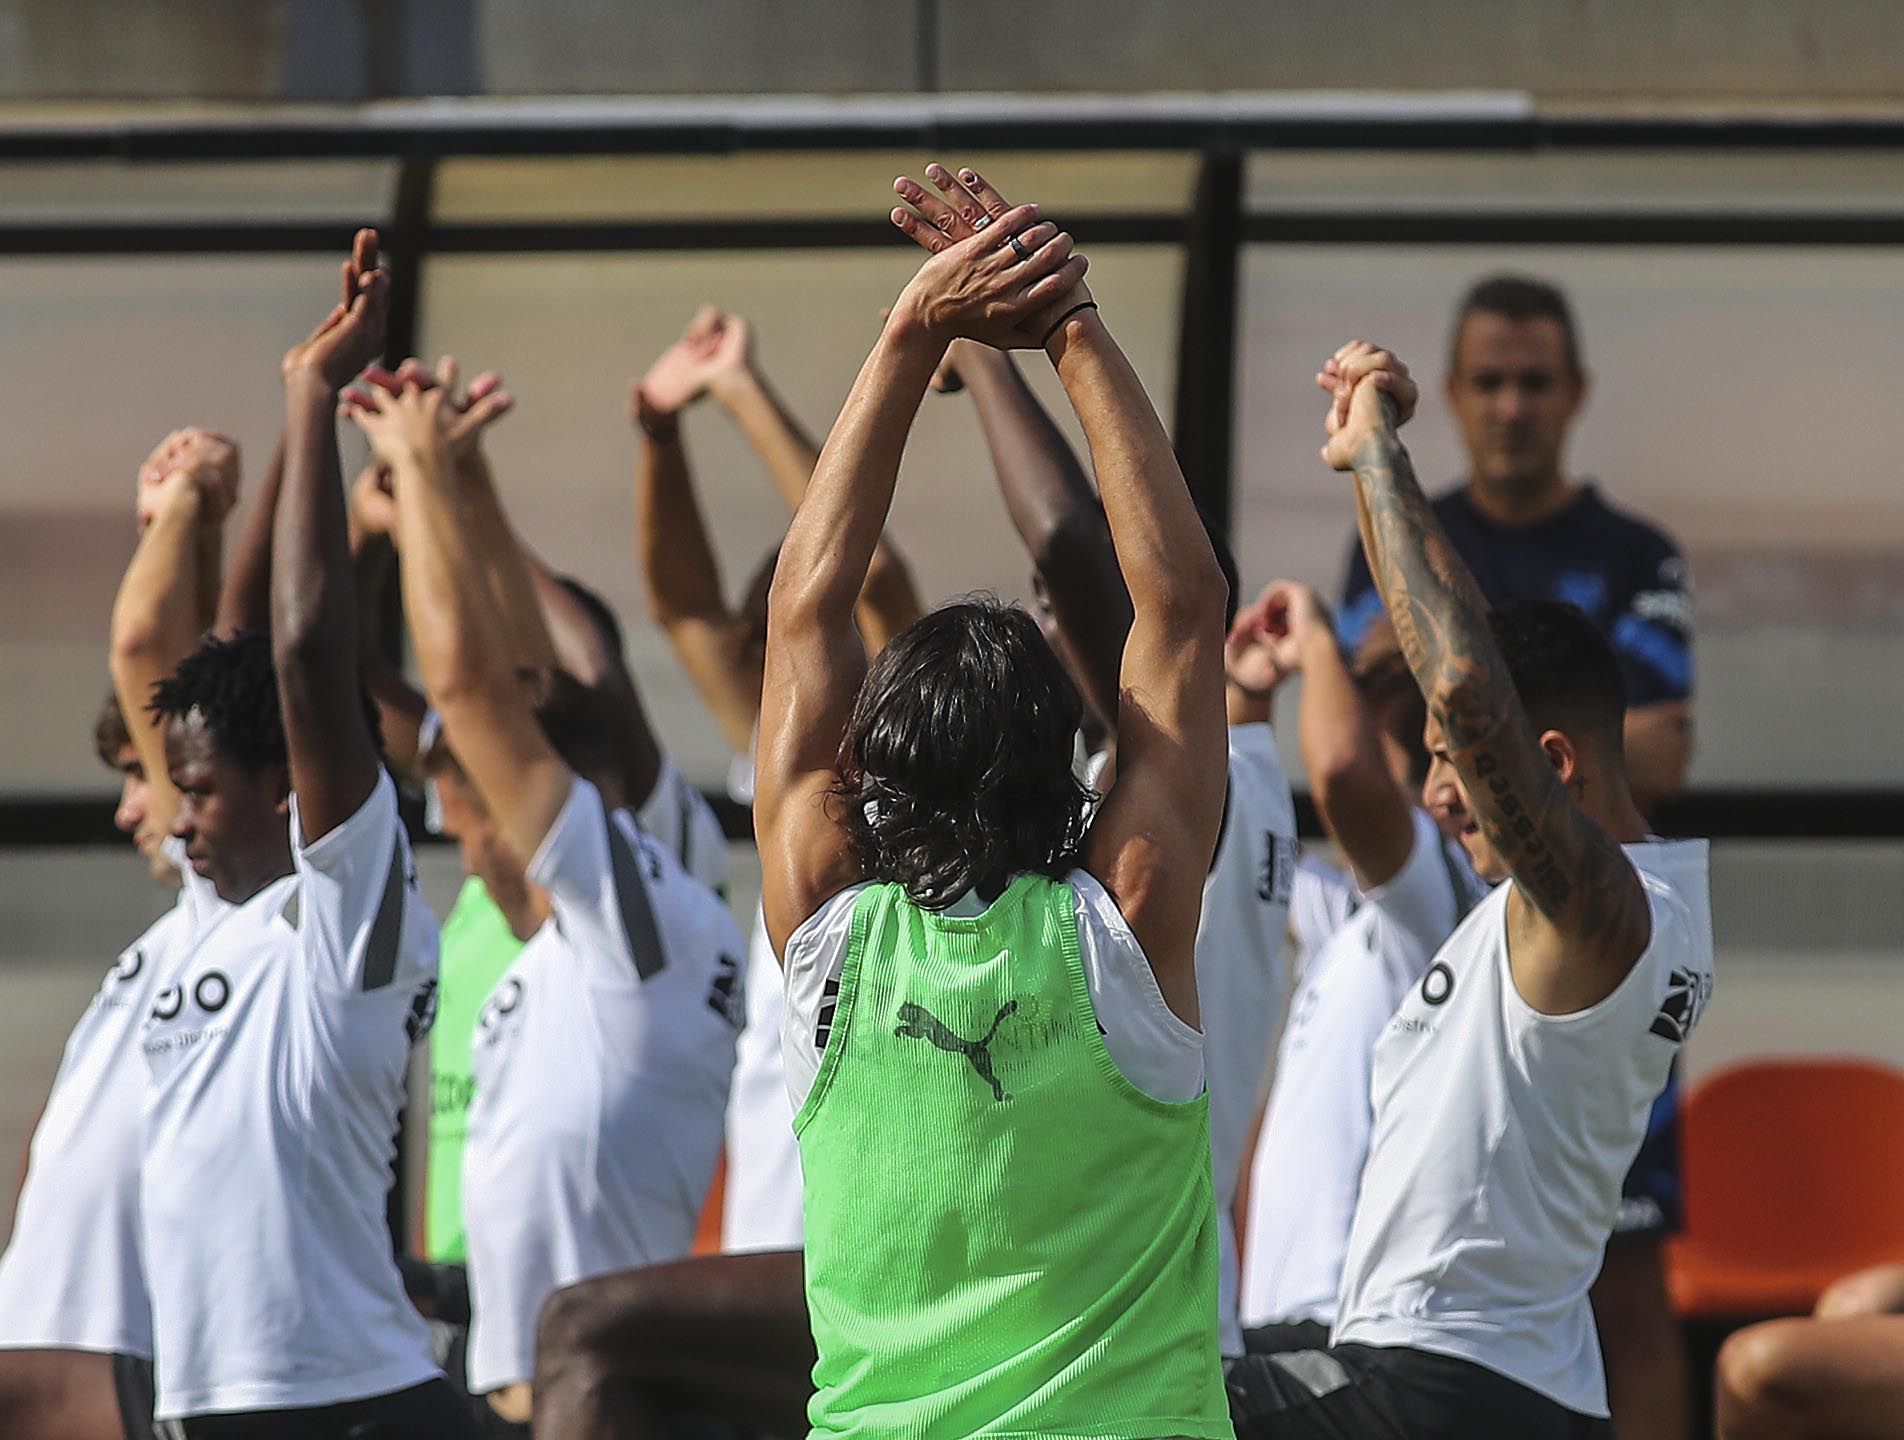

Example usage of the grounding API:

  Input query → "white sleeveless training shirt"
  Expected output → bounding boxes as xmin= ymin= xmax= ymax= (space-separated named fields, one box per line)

xmin=1240 ymin=809 xmax=1485 ymax=1328
xmin=1332 ymin=839 xmax=1714 ymax=1417
xmin=141 ymin=773 xmax=443 ymax=1420
xmin=0 ymin=842 xmax=224 ymax=1358
xmin=720 ymin=907 xmax=807 ymax=1252
xmin=462 ymin=777 xmax=745 ymax=1394
xmin=1196 ymin=722 xmax=1297 ymax=1358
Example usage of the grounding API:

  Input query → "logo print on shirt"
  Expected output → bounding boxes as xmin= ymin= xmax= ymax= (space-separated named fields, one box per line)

xmin=478 ymin=977 xmax=524 ymax=1037
xmin=1420 ymin=962 xmax=1455 ymax=1007
xmin=1258 ymin=833 xmax=1296 ymax=905
xmin=706 ymin=953 xmax=744 ymax=1028
xmin=152 ymin=970 xmax=231 ymax=1021
xmin=114 ymin=947 xmax=146 ymax=983
xmin=1649 ymin=967 xmax=1711 ymax=1043
xmin=894 ymin=1000 xmax=1017 ymax=1103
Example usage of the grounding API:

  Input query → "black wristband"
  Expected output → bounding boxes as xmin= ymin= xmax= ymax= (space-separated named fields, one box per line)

xmin=1040 ymin=300 xmax=1099 ymax=350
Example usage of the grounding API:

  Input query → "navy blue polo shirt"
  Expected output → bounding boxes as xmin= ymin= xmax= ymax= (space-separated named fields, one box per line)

xmin=1338 ymin=482 xmax=1694 ymax=706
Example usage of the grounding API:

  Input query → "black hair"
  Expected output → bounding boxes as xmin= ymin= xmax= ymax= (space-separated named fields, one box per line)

xmin=1488 ymin=601 xmax=1626 ymax=752
xmin=93 ymin=687 xmax=132 ymax=769
xmin=149 ymin=631 xmax=287 ymax=774
xmin=833 ymin=598 xmax=1093 ymax=910
xmin=555 ymin=575 xmax=626 ymax=659
xmin=1451 ymin=273 xmax=1583 ymax=376
xmin=531 ymin=666 xmax=629 ymax=799
xmin=1351 ymin=622 xmax=1430 ymax=788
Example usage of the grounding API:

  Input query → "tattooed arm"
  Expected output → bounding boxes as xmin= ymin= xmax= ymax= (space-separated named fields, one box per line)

xmin=1320 ymin=343 xmax=1650 ymax=1015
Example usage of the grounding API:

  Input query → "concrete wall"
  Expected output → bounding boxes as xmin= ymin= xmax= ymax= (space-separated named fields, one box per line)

xmin=4 ymin=0 xmax=1904 ymax=104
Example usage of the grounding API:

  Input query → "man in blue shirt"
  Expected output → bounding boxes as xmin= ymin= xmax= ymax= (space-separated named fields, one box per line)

xmin=1338 ymin=274 xmax=1694 ymax=815
xmin=1337 ymin=274 xmax=1696 ymax=1440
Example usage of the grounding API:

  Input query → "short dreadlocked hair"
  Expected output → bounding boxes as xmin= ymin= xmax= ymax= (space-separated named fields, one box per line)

xmin=149 ymin=631 xmax=287 ymax=775
xmin=93 ymin=687 xmax=133 ymax=769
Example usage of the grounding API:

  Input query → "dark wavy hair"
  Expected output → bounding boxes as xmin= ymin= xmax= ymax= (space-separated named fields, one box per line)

xmin=832 ymin=598 xmax=1092 ymax=910
xmin=149 ymin=630 xmax=287 ymax=774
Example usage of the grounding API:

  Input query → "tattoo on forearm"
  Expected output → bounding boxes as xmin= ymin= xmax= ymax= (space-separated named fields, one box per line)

xmin=1350 ymin=432 xmax=1643 ymax=948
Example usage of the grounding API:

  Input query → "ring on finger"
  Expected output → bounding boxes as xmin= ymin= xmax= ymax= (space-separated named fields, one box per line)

xmin=971 ymin=213 xmax=992 ymax=231
xmin=1008 ymin=234 xmax=1032 ymax=262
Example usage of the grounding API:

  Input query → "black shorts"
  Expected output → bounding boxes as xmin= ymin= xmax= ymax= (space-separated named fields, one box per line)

xmin=1614 ymin=1062 xmax=1683 ymax=1240
xmin=1242 ymin=1320 xmax=1334 ymax=1356
xmin=111 ymin=1353 xmax=186 ymax=1440
xmin=1225 ymin=1344 xmax=1614 ymax=1440
xmin=174 ymin=1378 xmax=480 ymax=1440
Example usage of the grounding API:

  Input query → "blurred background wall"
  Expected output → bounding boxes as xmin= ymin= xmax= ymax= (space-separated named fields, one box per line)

xmin=4 ymin=0 xmax=1904 ymax=103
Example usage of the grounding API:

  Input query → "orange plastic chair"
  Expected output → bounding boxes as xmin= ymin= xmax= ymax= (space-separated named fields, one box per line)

xmin=1668 ymin=1058 xmax=1904 ymax=1317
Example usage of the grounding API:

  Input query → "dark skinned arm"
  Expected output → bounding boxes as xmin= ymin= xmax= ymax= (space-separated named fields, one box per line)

xmin=272 ymin=230 xmax=390 ymax=841
xmin=949 ymin=339 xmax=1131 ymax=728
xmin=216 ymin=437 xmax=284 ymax=638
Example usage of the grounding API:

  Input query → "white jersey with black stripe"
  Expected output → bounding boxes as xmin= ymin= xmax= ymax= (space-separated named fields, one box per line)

xmin=140 ymin=772 xmax=442 ymax=1420
xmin=462 ymin=777 xmax=746 ymax=1394
xmin=633 ymin=754 xmax=729 ymax=897
xmin=0 ymin=842 xmax=224 ymax=1358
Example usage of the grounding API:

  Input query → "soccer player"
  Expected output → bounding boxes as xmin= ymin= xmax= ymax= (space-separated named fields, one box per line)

xmin=631 ymin=308 xmax=921 ymax=1254
xmin=136 ymin=231 xmax=468 ymax=1439
xmin=0 ymin=433 xmax=235 ymax=1440
xmin=1714 ymin=1263 xmax=1904 ymax=1438
xmin=1222 ymin=341 xmax=1712 ymax=1439
xmin=1231 ymin=591 xmax=1484 ymax=1347
xmin=342 ymin=364 xmax=727 ymax=1296
xmin=752 ymin=163 xmax=1231 ymax=1435
xmin=1333 ymin=275 xmax=1700 ymax=1439
xmin=935 ymin=328 xmax=1296 ymax=1361
xmin=352 ymin=355 xmax=747 ymax=1435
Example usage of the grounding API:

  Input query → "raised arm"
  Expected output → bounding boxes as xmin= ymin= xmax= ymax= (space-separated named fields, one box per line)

xmin=272 ymin=229 xmax=390 ymax=841
xmin=942 ymin=338 xmax=1130 ymax=726
xmin=757 ymin=174 xmax=1084 ymax=953
xmin=522 ymin=555 xmax=663 ymax=810
xmin=1320 ymin=342 xmax=1650 ymax=1009
xmin=357 ymin=384 xmax=572 ymax=865
xmin=630 ymin=353 xmax=761 ymax=752
xmin=114 ymin=431 xmax=239 ymax=822
xmin=345 ymin=462 xmax=430 ymax=784
xmin=701 ymin=311 xmax=925 ymax=651
xmin=885 ymin=164 xmax=1225 ymax=1018
xmin=1230 ymin=580 xmax=1415 ymax=890
xmin=215 ymin=436 xmax=284 ymax=638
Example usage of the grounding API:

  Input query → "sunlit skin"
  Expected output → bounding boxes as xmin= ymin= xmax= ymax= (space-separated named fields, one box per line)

xmin=163 ymin=711 xmax=293 ymax=906
xmin=110 ymin=742 xmax=180 ymax=888
xmin=429 ymin=762 xmax=550 ymax=943
xmin=1446 ymin=312 xmax=1589 ymax=525
xmin=1420 ymin=710 xmax=1506 ymax=883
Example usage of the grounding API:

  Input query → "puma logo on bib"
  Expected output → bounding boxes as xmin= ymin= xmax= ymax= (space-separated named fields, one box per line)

xmin=894 ymin=1000 xmax=1017 ymax=1102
